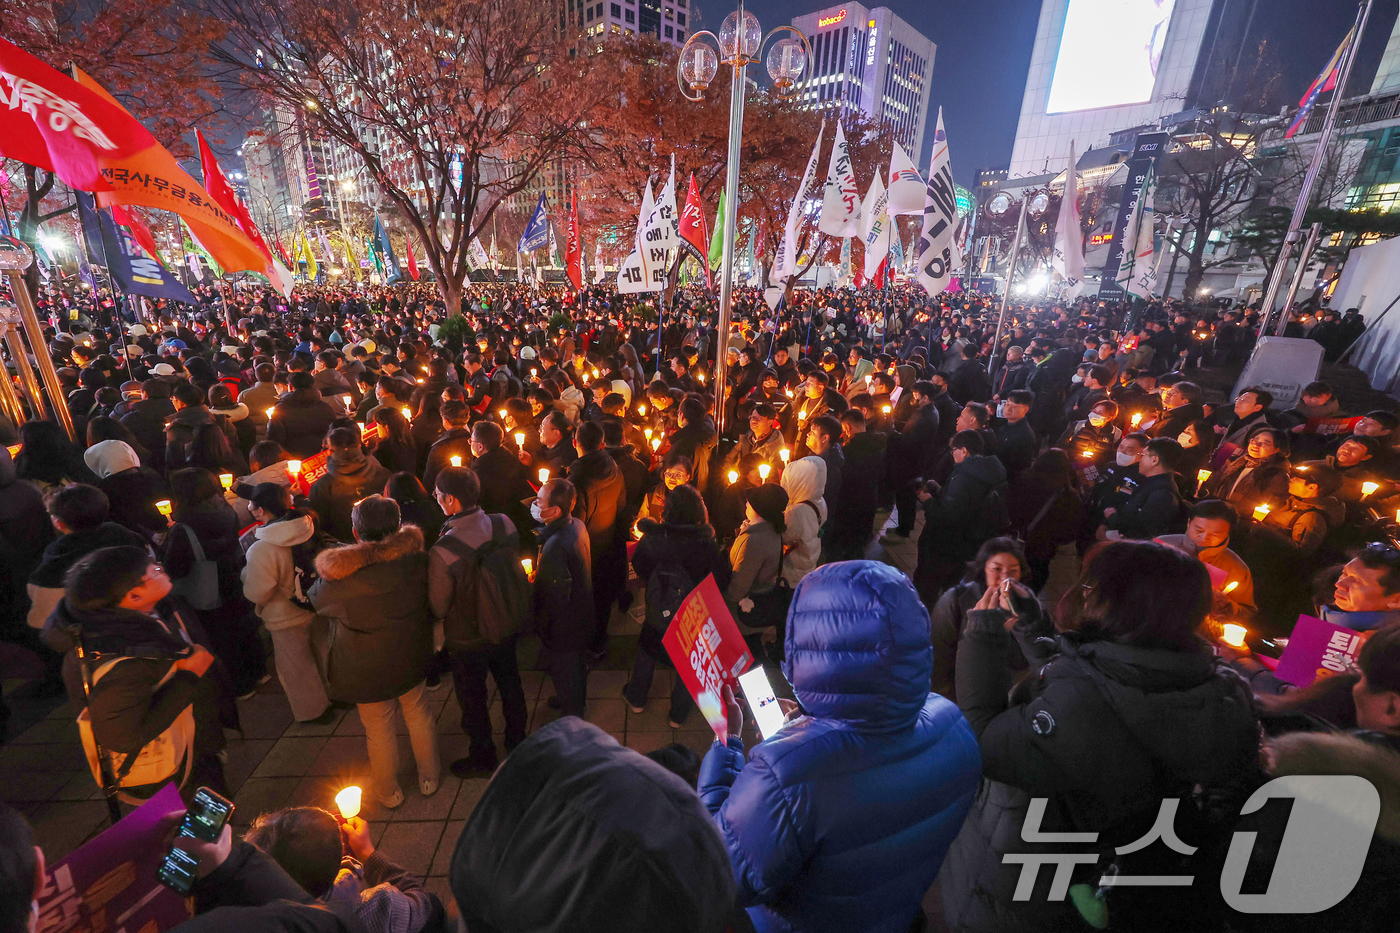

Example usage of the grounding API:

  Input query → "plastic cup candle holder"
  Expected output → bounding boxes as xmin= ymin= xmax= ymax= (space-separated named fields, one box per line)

xmin=521 ymin=558 xmax=533 ymax=576
xmin=1197 ymin=469 xmax=1211 ymax=484
xmin=779 ymin=448 xmax=790 ymax=463
xmin=539 ymin=467 xmax=550 ymax=484
xmin=727 ymin=469 xmax=739 ymax=485
xmin=219 ymin=473 xmax=233 ymax=490
xmin=334 ymin=785 xmax=362 ymax=821
xmin=1131 ymin=413 xmax=1142 ymax=427
xmin=1221 ymin=624 xmax=1247 ymax=648
xmin=498 ymin=408 xmax=508 ymax=420
xmin=1362 ymin=482 xmax=1380 ymax=498
xmin=758 ymin=463 xmax=771 ymax=480
xmin=637 ymin=404 xmax=647 ymax=417
xmin=651 ymin=437 xmax=662 ymax=451
xmin=1252 ymin=503 xmax=1270 ymax=521
xmin=514 ymin=432 xmax=526 ymax=448
xmin=155 ymin=499 xmax=172 ymax=517
xmin=449 ymin=455 xmax=463 ymax=467
xmin=1223 ymin=581 xmax=1239 ymax=595
xmin=401 ymin=407 xmax=412 ymax=420
xmin=288 ymin=460 xmax=302 ymax=475
xmin=882 ymin=405 xmax=892 ymax=414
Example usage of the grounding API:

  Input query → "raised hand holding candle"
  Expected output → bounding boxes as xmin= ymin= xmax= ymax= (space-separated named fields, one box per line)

xmin=1221 ymin=623 xmax=1247 ymax=648
xmin=219 ymin=473 xmax=233 ymax=489
xmin=335 ymin=785 xmax=362 ymax=820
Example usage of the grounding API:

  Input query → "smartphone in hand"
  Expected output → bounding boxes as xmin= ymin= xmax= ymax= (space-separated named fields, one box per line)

xmin=157 ymin=787 xmax=234 ymax=895
xmin=738 ymin=667 xmax=787 ymax=740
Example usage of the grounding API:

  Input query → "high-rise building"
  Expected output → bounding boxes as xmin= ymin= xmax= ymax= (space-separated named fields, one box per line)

xmin=565 ymin=0 xmax=690 ymax=45
xmin=790 ymin=4 xmax=936 ymax=164
xmin=1008 ymin=0 xmax=1221 ymax=178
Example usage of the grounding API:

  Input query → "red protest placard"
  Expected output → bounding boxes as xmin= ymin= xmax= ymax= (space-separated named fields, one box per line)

xmin=1274 ymin=614 xmax=1367 ymax=688
xmin=1301 ymin=415 xmax=1362 ymax=435
xmin=663 ymin=573 xmax=755 ymax=742
xmin=290 ymin=449 xmax=329 ymax=496
xmin=37 ymin=783 xmax=191 ymax=933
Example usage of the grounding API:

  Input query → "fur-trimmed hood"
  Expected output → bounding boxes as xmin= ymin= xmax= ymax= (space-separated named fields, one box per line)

xmin=314 ymin=524 xmax=424 ymax=581
xmin=1269 ymin=730 xmax=1400 ymax=842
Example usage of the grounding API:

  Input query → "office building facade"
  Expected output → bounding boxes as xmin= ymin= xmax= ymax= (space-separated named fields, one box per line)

xmin=565 ymin=0 xmax=690 ymax=44
xmin=791 ymin=4 xmax=936 ymax=164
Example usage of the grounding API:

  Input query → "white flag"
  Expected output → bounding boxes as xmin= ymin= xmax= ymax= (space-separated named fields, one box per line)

xmin=887 ymin=142 xmax=926 ymax=216
xmin=819 ymin=123 xmax=861 ymax=237
xmin=654 ymin=157 xmax=680 ymax=250
xmin=1051 ymin=143 xmax=1086 ymax=299
xmin=489 ymin=232 xmax=500 ymax=272
xmin=593 ymin=240 xmax=606 ymax=285
xmin=469 ymin=236 xmax=491 ymax=271
xmin=860 ymin=172 xmax=891 ymax=280
xmin=618 ymin=180 xmax=662 ymax=294
xmin=773 ymin=124 xmax=825 ymax=284
xmin=915 ymin=108 xmax=961 ymax=297
xmin=1116 ymin=163 xmax=1158 ymax=298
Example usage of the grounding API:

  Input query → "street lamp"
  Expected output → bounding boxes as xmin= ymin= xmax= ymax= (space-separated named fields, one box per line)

xmin=677 ymin=2 xmax=810 ymax=436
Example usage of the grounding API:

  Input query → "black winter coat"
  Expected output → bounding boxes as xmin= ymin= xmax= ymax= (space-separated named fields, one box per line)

xmin=631 ymin=521 xmax=732 ymax=651
xmin=120 ymin=397 xmax=177 ymax=475
xmin=472 ymin=445 xmax=536 ymax=549
xmin=268 ymin=388 xmax=337 ymax=458
xmin=534 ymin=517 xmax=593 ymax=651
xmin=1104 ymin=471 xmax=1182 ymax=539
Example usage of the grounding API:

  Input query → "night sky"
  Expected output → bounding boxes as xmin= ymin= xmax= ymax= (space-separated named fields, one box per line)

xmin=720 ymin=0 xmax=1399 ymax=186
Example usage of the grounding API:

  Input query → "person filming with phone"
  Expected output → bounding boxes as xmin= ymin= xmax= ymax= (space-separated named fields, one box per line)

xmin=698 ymin=560 xmax=981 ymax=933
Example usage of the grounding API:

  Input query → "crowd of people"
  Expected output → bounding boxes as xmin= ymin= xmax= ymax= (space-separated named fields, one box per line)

xmin=0 ymin=275 xmax=1397 ymax=933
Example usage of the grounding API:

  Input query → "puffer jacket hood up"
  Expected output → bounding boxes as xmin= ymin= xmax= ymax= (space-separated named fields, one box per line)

xmin=451 ymin=718 xmax=737 ymax=933
xmin=699 ymin=561 xmax=982 ymax=933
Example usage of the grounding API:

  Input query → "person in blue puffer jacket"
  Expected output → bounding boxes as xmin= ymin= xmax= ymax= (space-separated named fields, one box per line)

xmin=698 ymin=560 xmax=982 ymax=933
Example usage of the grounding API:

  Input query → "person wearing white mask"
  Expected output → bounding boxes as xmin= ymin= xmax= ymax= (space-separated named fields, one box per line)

xmin=1057 ymin=399 xmax=1123 ymax=475
xmin=1078 ymin=433 xmax=1149 ymax=556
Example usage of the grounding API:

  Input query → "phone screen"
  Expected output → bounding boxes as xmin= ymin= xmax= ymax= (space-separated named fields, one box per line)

xmin=738 ymin=667 xmax=786 ymax=740
xmin=156 ymin=845 xmax=200 ymax=896
xmin=178 ymin=787 xmax=233 ymax=843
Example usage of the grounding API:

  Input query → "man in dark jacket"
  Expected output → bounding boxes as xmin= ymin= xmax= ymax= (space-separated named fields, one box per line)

xmin=531 ymin=410 xmax=577 ymax=478
xmin=914 ymin=431 xmax=1009 ymax=603
xmin=947 ymin=344 xmax=993 ymax=405
xmin=533 ymin=478 xmax=592 ymax=718
xmin=991 ymin=345 xmax=1032 ymax=400
xmin=1102 ymin=437 xmax=1184 ymax=540
xmin=567 ymin=422 xmax=628 ymax=656
xmin=885 ymin=381 xmax=942 ymax=539
xmin=429 ymin=468 xmax=529 ymax=778
xmin=667 ymin=397 xmax=717 ymax=493
xmin=421 ymin=399 xmax=474 ymax=493
xmin=1147 ymin=380 xmax=1205 ymax=440
xmin=27 ymin=483 xmax=146 ymax=631
xmin=602 ymin=419 xmax=650 ymax=528
xmin=268 ymin=371 xmax=338 ymax=458
xmin=993 ymin=389 xmax=1038 ymax=484
xmin=452 ymin=718 xmax=739 ymax=933
xmin=826 ymin=410 xmax=885 ymax=561
xmin=470 ymin=421 xmax=536 ymax=551
xmin=308 ymin=428 xmax=391 ymax=543
xmin=310 ymin=496 xmax=438 ymax=809
xmin=120 ymin=378 xmax=177 ymax=475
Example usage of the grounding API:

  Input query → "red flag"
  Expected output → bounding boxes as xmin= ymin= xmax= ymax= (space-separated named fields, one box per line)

xmin=406 ymin=234 xmax=420 ymax=281
xmin=678 ymin=174 xmax=712 ymax=289
xmin=196 ymin=130 xmax=275 ymax=272
xmin=274 ymin=238 xmax=292 ymax=267
xmin=565 ymin=193 xmax=583 ymax=292
xmin=109 ymin=204 xmax=163 ymax=263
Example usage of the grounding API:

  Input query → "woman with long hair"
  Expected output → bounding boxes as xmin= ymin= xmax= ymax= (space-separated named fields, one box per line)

xmin=86 ymin=415 xmax=152 ymax=468
xmin=162 ymin=468 xmax=267 ymax=698
xmin=371 ymin=407 xmax=419 ymax=476
xmin=940 ymin=540 xmax=1260 ymax=933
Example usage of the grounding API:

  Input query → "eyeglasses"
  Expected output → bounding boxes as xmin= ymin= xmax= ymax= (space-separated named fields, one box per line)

xmin=664 ymin=472 xmax=690 ymax=482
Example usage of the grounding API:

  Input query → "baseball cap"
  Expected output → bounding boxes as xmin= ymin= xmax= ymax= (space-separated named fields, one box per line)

xmin=151 ymin=363 xmax=176 ymax=376
xmin=234 ymin=481 xmax=292 ymax=515
xmin=127 ymin=323 xmax=148 ymax=337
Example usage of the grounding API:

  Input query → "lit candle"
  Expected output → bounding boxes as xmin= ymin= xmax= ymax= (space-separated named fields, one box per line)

xmin=219 ymin=473 xmax=233 ymax=489
xmin=882 ymin=404 xmax=892 ymax=414
xmin=155 ymin=499 xmax=172 ymax=517
xmin=637 ymin=404 xmax=646 ymax=417
xmin=727 ymin=469 xmax=739 ymax=485
xmin=1223 ymin=581 xmax=1239 ymax=595
xmin=357 ymin=422 xmax=366 ymax=434
xmin=1081 ymin=449 xmax=1093 ymax=459
xmin=1197 ymin=469 xmax=1211 ymax=484
xmin=1130 ymin=413 xmax=1142 ymax=427
xmin=539 ymin=467 xmax=550 ymax=484
xmin=514 ymin=431 xmax=526 ymax=448
xmin=498 ymin=408 xmax=508 ymax=420
xmin=449 ymin=455 xmax=462 ymax=467
xmin=401 ymin=406 xmax=412 ymax=420
xmin=288 ymin=460 xmax=302 ymax=475
xmin=798 ymin=408 xmax=808 ymax=421
xmin=779 ymin=448 xmax=790 ymax=463
xmin=1221 ymin=623 xmax=1247 ymax=648
xmin=651 ymin=437 xmax=661 ymax=451
xmin=521 ymin=557 xmax=533 ymax=576
xmin=592 ymin=368 xmax=600 ymax=379
xmin=334 ymin=785 xmax=362 ymax=820
xmin=697 ymin=371 xmax=705 ymax=383
xmin=265 ymin=407 xmax=275 ymax=420
xmin=416 ymin=378 xmax=424 ymax=384
xmin=1362 ymin=481 xmax=1380 ymax=498
xmin=1252 ymin=503 xmax=1270 ymax=521
xmin=530 ymin=367 xmax=537 ymax=376
xmin=644 ymin=428 xmax=653 ymax=441
xmin=785 ymin=388 xmax=793 ymax=398
xmin=758 ymin=462 xmax=771 ymax=480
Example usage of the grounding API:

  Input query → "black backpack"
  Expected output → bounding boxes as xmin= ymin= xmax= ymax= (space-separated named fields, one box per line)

xmin=969 ymin=484 xmax=1012 ymax=545
xmin=436 ymin=514 xmax=532 ymax=647
xmin=287 ymin=529 xmax=338 ymax=611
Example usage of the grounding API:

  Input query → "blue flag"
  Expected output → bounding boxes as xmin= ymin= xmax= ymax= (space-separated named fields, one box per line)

xmin=76 ymin=192 xmax=196 ymax=304
xmin=374 ymin=215 xmax=401 ymax=284
xmin=518 ymin=194 xmax=550 ymax=253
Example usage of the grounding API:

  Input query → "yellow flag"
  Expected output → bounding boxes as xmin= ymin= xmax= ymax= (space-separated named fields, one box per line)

xmin=344 ymin=238 xmax=360 ymax=282
xmin=297 ymin=231 xmax=319 ymax=280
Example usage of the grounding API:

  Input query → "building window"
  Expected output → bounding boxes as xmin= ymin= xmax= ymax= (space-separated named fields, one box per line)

xmin=596 ymin=3 xmax=604 ymax=16
xmin=611 ymin=2 xmax=621 ymax=15
xmin=625 ymin=9 xmax=634 ymax=22
xmin=677 ymin=11 xmax=685 ymax=25
xmin=665 ymin=25 xmax=673 ymax=38
xmin=586 ymin=6 xmax=593 ymax=20
xmin=665 ymin=6 xmax=674 ymax=18
xmin=675 ymin=29 xmax=684 ymax=41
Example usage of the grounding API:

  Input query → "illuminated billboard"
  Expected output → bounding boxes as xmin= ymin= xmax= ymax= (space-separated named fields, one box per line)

xmin=1046 ymin=0 xmax=1177 ymax=114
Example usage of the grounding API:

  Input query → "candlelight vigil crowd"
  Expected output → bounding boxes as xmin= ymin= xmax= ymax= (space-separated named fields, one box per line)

xmin=2 ymin=276 xmax=1400 ymax=933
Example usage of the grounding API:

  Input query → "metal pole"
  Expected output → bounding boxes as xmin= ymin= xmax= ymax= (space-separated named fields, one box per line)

xmin=2 ymin=309 xmax=49 ymax=422
xmin=10 ymin=271 xmax=75 ymax=440
xmin=1257 ymin=0 xmax=1373 ymax=335
xmin=0 ymin=319 xmax=31 ymax=427
xmin=713 ymin=28 xmax=747 ymax=439
xmin=1276 ymin=221 xmax=1323 ymax=334
xmin=988 ymin=199 xmax=1030 ymax=375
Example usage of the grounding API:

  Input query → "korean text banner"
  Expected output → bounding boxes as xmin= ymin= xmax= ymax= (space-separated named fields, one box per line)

xmin=1274 ymin=615 xmax=1367 ymax=688
xmin=662 ymin=573 xmax=754 ymax=742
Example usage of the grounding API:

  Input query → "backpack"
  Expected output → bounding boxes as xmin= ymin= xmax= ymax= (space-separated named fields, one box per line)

xmin=288 ymin=529 xmax=337 ymax=611
xmin=640 ymin=562 xmax=697 ymax=660
xmin=436 ymin=514 xmax=532 ymax=647
xmin=969 ymin=485 xmax=1011 ymax=545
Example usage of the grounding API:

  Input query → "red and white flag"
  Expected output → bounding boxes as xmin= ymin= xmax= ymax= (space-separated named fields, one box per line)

xmin=677 ymin=174 xmax=711 ymax=289
xmin=565 ymin=193 xmax=583 ymax=292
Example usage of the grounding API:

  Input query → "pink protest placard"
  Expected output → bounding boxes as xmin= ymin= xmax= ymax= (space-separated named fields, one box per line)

xmin=37 ymin=783 xmax=191 ymax=933
xmin=1273 ymin=615 xmax=1367 ymax=688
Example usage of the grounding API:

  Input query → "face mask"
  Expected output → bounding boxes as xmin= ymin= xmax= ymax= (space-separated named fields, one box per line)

xmin=1071 ymin=374 xmax=1084 ymax=384
xmin=1088 ymin=415 xmax=1108 ymax=427
xmin=1116 ymin=452 xmax=1138 ymax=468
xmin=1178 ymin=432 xmax=1197 ymax=448
xmin=530 ymin=502 xmax=546 ymax=523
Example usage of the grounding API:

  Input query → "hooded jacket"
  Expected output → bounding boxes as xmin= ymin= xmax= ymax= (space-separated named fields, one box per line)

xmin=699 ymin=561 xmax=982 ymax=933
xmin=939 ymin=607 xmax=1259 ymax=933
xmin=310 ymin=525 xmax=431 ymax=704
xmin=567 ymin=448 xmax=627 ymax=584
xmin=779 ymin=457 xmax=828 ymax=588
xmin=241 ymin=513 xmax=318 ymax=631
xmin=450 ymin=718 xmax=738 ymax=933
xmin=308 ymin=451 xmax=390 ymax=543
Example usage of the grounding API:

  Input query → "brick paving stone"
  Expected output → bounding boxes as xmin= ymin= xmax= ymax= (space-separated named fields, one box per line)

xmin=376 ymin=821 xmax=445 ymax=877
xmin=428 ymin=821 xmax=466 ymax=876
xmin=252 ymin=736 xmax=331 ymax=778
